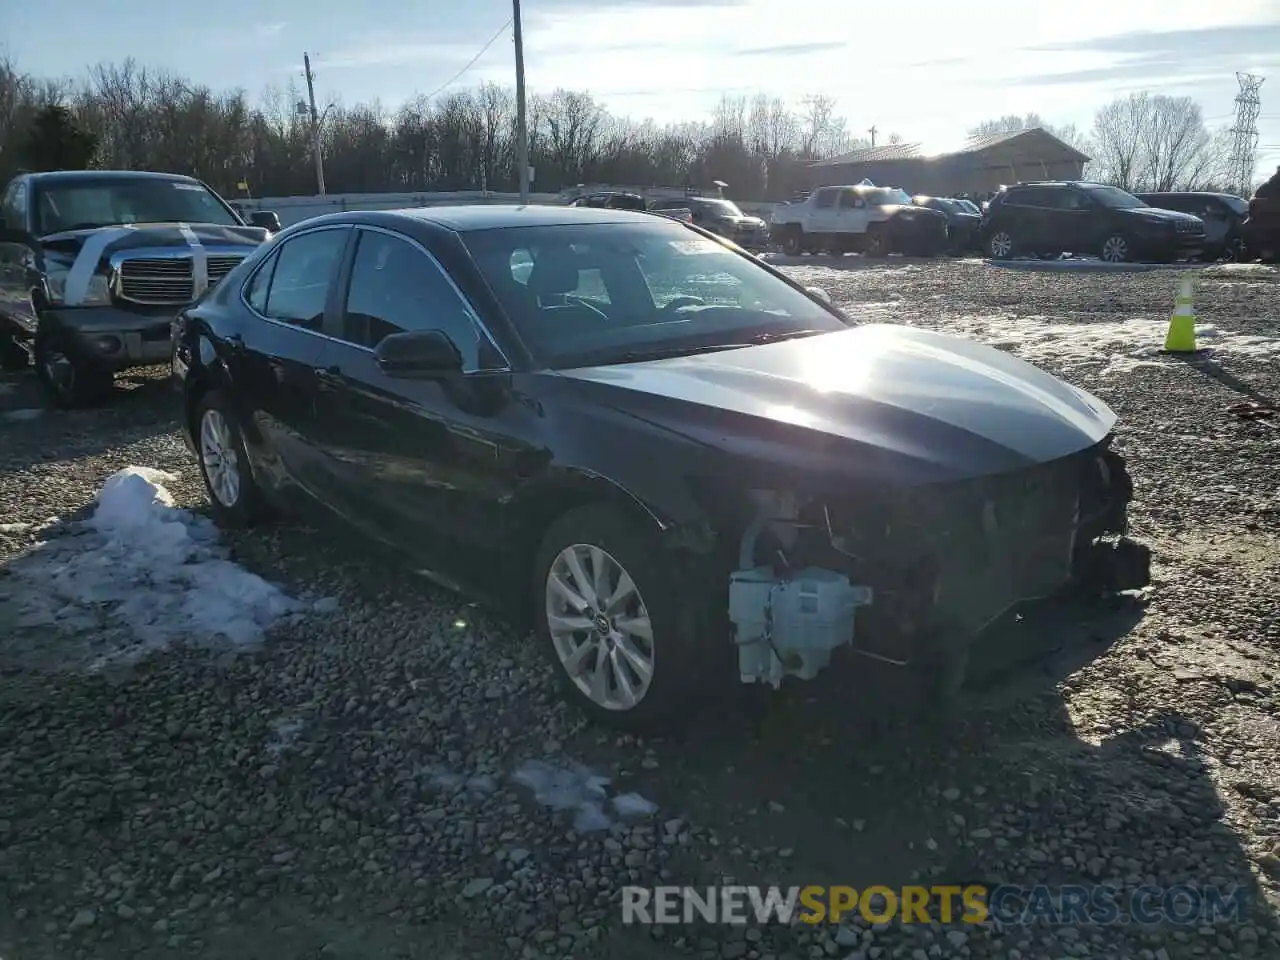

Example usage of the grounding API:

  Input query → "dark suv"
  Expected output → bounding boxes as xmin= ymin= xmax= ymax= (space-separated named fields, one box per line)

xmin=980 ymin=181 xmax=1207 ymax=263
xmin=1135 ymin=192 xmax=1250 ymax=261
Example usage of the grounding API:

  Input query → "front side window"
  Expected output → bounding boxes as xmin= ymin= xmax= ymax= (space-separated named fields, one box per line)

xmin=342 ymin=230 xmax=483 ymax=369
xmin=32 ymin=178 xmax=240 ymax=234
xmin=464 ymin=220 xmax=847 ymax=369
xmin=262 ymin=229 xmax=347 ymax=328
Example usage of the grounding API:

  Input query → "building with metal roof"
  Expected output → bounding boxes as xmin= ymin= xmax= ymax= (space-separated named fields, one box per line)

xmin=805 ymin=128 xmax=1091 ymax=198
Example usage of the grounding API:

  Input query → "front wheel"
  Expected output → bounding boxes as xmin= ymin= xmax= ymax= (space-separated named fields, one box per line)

xmin=533 ymin=505 xmax=714 ymax=732
xmin=194 ymin=388 xmax=268 ymax=527
xmin=987 ymin=230 xmax=1016 ymax=259
xmin=35 ymin=331 xmax=113 ymax=408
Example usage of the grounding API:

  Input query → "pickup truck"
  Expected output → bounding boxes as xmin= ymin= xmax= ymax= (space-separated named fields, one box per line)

xmin=0 ymin=170 xmax=277 ymax=407
xmin=771 ymin=184 xmax=948 ymax=257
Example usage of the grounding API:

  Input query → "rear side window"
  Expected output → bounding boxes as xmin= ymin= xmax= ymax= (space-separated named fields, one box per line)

xmin=1 ymin=179 xmax=26 ymax=230
xmin=814 ymin=189 xmax=838 ymax=209
xmin=263 ymin=228 xmax=347 ymax=328
xmin=244 ymin=250 xmax=278 ymax=314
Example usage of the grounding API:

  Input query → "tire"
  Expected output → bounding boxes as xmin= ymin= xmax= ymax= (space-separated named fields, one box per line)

xmin=986 ymin=230 xmax=1016 ymax=260
xmin=0 ymin=327 xmax=28 ymax=371
xmin=780 ymin=226 xmax=803 ymax=256
xmin=1099 ymin=233 xmax=1133 ymax=263
xmin=532 ymin=504 xmax=717 ymax=733
xmin=35 ymin=331 xmax=113 ymax=409
xmin=194 ymin=388 xmax=268 ymax=527
xmin=864 ymin=227 xmax=889 ymax=258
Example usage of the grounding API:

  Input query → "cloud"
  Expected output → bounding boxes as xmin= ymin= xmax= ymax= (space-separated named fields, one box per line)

xmin=735 ymin=41 xmax=845 ymax=57
xmin=1028 ymin=21 xmax=1280 ymax=58
xmin=253 ymin=22 xmax=286 ymax=39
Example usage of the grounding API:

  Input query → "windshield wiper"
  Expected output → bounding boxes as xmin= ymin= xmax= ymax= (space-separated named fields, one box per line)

xmin=615 ymin=343 xmax=746 ymax=363
xmin=726 ymin=329 xmax=830 ymax=346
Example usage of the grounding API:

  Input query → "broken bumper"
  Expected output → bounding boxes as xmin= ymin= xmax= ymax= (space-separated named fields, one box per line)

xmin=727 ymin=439 xmax=1149 ymax=685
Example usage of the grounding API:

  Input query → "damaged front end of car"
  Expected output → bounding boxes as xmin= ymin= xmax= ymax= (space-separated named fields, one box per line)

xmin=722 ymin=437 xmax=1151 ymax=688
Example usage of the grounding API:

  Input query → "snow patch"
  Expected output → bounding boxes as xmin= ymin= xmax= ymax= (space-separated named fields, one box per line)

xmin=1203 ymin=262 xmax=1279 ymax=277
xmin=939 ymin=314 xmax=1280 ymax=379
xmin=0 ymin=466 xmax=308 ymax=671
xmin=985 ymin=256 xmax=1180 ymax=273
xmin=265 ymin=717 xmax=304 ymax=756
xmin=512 ymin=759 xmax=657 ymax=833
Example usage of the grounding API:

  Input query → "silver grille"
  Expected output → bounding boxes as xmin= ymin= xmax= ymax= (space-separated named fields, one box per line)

xmin=116 ymin=252 xmax=247 ymax=305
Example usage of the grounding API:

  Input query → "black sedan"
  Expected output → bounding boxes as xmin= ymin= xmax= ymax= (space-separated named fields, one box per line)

xmin=913 ymin=195 xmax=983 ymax=254
xmin=172 ymin=205 xmax=1149 ymax=732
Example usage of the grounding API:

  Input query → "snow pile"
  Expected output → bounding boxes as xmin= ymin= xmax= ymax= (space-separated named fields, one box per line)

xmin=1203 ymin=262 xmax=1279 ymax=277
xmin=940 ymin=314 xmax=1280 ymax=378
xmin=1 ymin=466 xmax=305 ymax=670
xmin=512 ymin=759 xmax=658 ymax=833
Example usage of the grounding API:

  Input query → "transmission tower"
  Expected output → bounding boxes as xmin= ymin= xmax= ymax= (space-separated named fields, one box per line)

xmin=1228 ymin=72 xmax=1264 ymax=194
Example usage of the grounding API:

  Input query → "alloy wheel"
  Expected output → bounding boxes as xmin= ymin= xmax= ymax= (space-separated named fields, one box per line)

xmin=41 ymin=345 xmax=75 ymax=399
xmin=199 ymin=408 xmax=242 ymax=508
xmin=1101 ymin=235 xmax=1129 ymax=263
xmin=989 ymin=231 xmax=1013 ymax=258
xmin=544 ymin=543 xmax=655 ymax=711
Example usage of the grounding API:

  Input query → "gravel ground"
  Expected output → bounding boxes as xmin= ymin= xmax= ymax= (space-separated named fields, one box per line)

xmin=2 ymin=258 xmax=1279 ymax=960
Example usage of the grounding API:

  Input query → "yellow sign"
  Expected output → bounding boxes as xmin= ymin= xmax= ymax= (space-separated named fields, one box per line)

xmin=798 ymin=885 xmax=987 ymax=924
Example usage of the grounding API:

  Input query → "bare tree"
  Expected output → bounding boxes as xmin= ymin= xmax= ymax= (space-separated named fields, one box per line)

xmin=1091 ymin=92 xmax=1231 ymax=192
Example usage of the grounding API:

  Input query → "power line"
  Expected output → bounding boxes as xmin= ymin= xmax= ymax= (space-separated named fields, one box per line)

xmin=422 ymin=18 xmax=513 ymax=101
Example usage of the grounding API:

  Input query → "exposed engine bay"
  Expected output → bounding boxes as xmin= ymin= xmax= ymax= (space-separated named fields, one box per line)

xmin=726 ymin=439 xmax=1151 ymax=687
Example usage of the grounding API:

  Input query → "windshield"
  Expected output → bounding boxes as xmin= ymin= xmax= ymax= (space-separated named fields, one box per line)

xmin=865 ymin=187 xmax=912 ymax=206
xmin=1082 ymin=184 xmax=1147 ymax=210
xmin=33 ymin=178 xmax=241 ymax=234
xmin=954 ymin=199 xmax=981 ymax=215
xmin=464 ymin=221 xmax=848 ymax=369
xmin=695 ymin=198 xmax=745 ymax=218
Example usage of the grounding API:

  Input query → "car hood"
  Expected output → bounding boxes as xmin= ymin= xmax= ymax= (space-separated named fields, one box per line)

xmin=558 ymin=325 xmax=1117 ymax=486
xmin=716 ymin=214 xmax=767 ymax=228
xmin=39 ymin=221 xmax=269 ymax=254
xmin=1117 ymin=207 xmax=1202 ymax=226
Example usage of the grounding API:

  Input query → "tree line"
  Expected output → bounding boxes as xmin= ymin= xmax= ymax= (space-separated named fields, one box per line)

xmin=0 ymin=56 xmax=1246 ymax=202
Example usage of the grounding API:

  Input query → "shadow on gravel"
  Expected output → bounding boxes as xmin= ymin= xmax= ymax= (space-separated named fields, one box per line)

xmin=766 ymin=254 xmax=964 ymax=272
xmin=1172 ymin=354 xmax=1279 ymax=408
xmin=0 ymin=371 xmax=178 ymax=478
xmin=577 ymin=591 xmax=1278 ymax=958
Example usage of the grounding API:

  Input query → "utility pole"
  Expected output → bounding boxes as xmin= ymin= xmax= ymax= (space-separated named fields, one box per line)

xmin=867 ymin=125 xmax=877 ymax=148
xmin=303 ymin=53 xmax=326 ymax=196
xmin=513 ymin=0 xmax=530 ymax=202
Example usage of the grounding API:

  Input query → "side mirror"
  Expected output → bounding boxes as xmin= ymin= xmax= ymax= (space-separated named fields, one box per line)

xmin=806 ymin=286 xmax=832 ymax=304
xmin=249 ymin=210 xmax=281 ymax=232
xmin=374 ymin=329 xmax=463 ymax=378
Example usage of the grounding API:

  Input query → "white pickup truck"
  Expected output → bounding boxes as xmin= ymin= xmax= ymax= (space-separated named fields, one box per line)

xmin=771 ymin=184 xmax=948 ymax=257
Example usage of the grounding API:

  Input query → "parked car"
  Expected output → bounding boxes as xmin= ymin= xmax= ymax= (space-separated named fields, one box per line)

xmin=569 ymin=191 xmax=647 ymax=211
xmin=1134 ymin=191 xmax=1250 ymax=261
xmin=951 ymin=198 xmax=982 ymax=216
xmin=649 ymin=196 xmax=769 ymax=249
xmin=980 ymin=181 xmax=1206 ymax=263
xmin=172 ymin=204 xmax=1149 ymax=732
xmin=772 ymin=184 xmax=949 ymax=257
xmin=913 ymin=195 xmax=983 ymax=253
xmin=0 ymin=170 xmax=277 ymax=406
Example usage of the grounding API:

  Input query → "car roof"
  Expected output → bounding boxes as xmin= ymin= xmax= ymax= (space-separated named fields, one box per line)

xmin=24 ymin=169 xmax=203 ymax=185
xmin=308 ymin=204 xmax=663 ymax=232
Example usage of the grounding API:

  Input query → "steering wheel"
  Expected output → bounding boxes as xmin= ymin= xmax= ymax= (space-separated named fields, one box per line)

xmin=662 ymin=295 xmax=706 ymax=313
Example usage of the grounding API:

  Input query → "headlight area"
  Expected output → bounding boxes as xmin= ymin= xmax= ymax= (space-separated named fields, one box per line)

xmin=728 ymin=488 xmax=875 ymax=688
xmin=42 ymin=262 xmax=113 ymax=308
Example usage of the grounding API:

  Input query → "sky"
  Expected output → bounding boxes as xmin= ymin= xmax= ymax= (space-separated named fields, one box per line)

xmin=4 ymin=0 xmax=1280 ymax=172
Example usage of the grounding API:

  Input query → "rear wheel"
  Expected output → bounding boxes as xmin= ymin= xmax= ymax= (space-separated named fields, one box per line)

xmin=780 ymin=226 xmax=803 ymax=256
xmin=35 ymin=331 xmax=113 ymax=408
xmin=533 ymin=505 xmax=717 ymax=733
xmin=194 ymin=388 xmax=268 ymax=527
xmin=1099 ymin=233 xmax=1133 ymax=263
xmin=865 ymin=227 xmax=890 ymax=258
